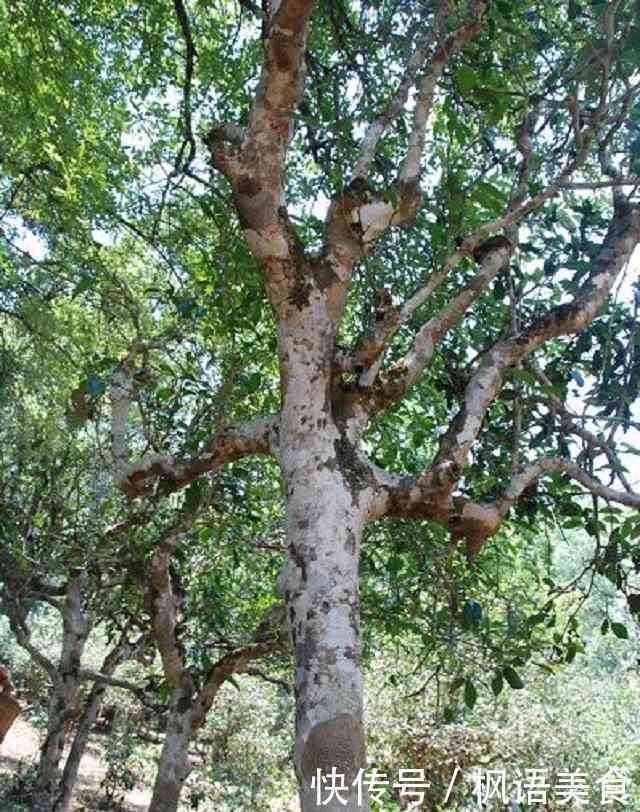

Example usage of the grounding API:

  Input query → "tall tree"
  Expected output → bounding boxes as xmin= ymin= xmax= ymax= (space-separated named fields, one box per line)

xmin=3 ymin=1 xmax=640 ymax=810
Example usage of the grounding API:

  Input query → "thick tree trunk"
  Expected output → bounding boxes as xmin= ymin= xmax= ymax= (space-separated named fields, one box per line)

xmin=276 ymin=295 xmax=370 ymax=811
xmin=284 ymin=484 xmax=368 ymax=812
xmin=147 ymin=692 xmax=194 ymax=812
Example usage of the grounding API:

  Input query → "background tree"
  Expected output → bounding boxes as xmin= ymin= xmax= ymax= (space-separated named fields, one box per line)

xmin=0 ymin=279 xmax=289 ymax=812
xmin=0 ymin=417 xmax=149 ymax=812
xmin=2 ymin=1 xmax=640 ymax=810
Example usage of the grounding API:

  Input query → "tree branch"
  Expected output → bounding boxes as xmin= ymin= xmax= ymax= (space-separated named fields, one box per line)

xmin=352 ymin=1 xmax=450 ymax=180
xmin=364 ymin=237 xmax=513 ymax=401
xmin=433 ymin=200 xmax=640 ymax=474
xmin=205 ymin=0 xmax=317 ymax=271
xmin=342 ymin=45 xmax=616 ymax=373
xmin=116 ymin=414 xmax=278 ymax=498
xmin=173 ymin=0 xmax=198 ymax=173
xmin=376 ymin=454 xmax=640 ymax=563
xmin=529 ymin=365 xmax=633 ymax=493
xmin=191 ymin=606 xmax=288 ymax=728
xmin=398 ymin=0 xmax=488 ymax=190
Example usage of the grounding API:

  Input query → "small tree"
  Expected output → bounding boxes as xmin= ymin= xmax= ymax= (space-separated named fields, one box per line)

xmin=0 ymin=451 xmax=147 ymax=812
xmin=136 ymin=489 xmax=290 ymax=812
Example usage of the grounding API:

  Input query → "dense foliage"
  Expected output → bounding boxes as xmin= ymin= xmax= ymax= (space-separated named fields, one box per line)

xmin=1 ymin=0 xmax=640 ymax=810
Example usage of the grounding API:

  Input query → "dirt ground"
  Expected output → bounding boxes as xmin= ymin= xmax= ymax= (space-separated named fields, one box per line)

xmin=0 ymin=715 xmax=153 ymax=811
xmin=1 ymin=715 xmax=297 ymax=811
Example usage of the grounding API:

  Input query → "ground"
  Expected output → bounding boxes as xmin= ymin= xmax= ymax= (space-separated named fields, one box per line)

xmin=0 ymin=716 xmax=152 ymax=811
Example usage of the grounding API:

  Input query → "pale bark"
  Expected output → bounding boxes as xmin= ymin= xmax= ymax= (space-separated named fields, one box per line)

xmin=116 ymin=414 xmax=276 ymax=498
xmin=273 ymin=256 xmax=375 ymax=811
xmin=3 ymin=568 xmax=141 ymax=812
xmin=31 ymin=575 xmax=90 ymax=812
xmin=52 ymin=635 xmax=139 ymax=812
xmin=147 ymin=522 xmax=289 ymax=812
xmin=147 ymin=688 xmax=194 ymax=812
xmin=281 ymin=481 xmax=369 ymax=812
xmin=106 ymin=2 xmax=640 ymax=808
xmin=433 ymin=202 xmax=640 ymax=473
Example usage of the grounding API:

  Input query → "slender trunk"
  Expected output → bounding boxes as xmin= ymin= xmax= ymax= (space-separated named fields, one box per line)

xmin=146 ymin=690 xmax=194 ymax=812
xmin=51 ymin=684 xmax=104 ymax=812
xmin=31 ymin=693 xmax=71 ymax=812
xmin=31 ymin=575 xmax=89 ymax=812
xmin=276 ymin=290 xmax=370 ymax=811
xmin=52 ymin=632 xmax=140 ymax=812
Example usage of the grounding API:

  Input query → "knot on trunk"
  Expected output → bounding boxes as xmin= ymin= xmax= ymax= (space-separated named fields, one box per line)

xmin=301 ymin=713 xmax=365 ymax=785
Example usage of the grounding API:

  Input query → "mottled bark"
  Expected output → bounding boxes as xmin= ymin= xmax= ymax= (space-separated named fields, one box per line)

xmin=104 ymin=2 xmax=640 ymax=808
xmin=273 ymin=256 xmax=374 ymax=810
xmin=281 ymin=481 xmax=369 ymax=812
xmin=31 ymin=575 xmax=90 ymax=812
xmin=147 ymin=687 xmax=194 ymax=812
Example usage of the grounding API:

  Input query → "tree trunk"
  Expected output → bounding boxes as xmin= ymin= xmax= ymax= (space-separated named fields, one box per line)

xmin=276 ymin=296 xmax=370 ymax=811
xmin=51 ymin=684 xmax=105 ymax=812
xmin=31 ymin=574 xmax=89 ymax=812
xmin=284 ymin=484 xmax=368 ymax=812
xmin=147 ymin=691 xmax=194 ymax=812
xmin=31 ymin=697 xmax=69 ymax=812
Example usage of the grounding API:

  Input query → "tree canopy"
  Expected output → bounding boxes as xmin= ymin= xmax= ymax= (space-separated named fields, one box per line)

xmin=1 ymin=0 xmax=640 ymax=810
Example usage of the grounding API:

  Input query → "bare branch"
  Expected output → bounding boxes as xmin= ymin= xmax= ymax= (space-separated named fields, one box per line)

xmin=110 ymin=340 xmax=171 ymax=480
xmin=77 ymin=669 xmax=144 ymax=698
xmin=192 ymin=633 xmax=287 ymax=727
xmin=353 ymin=2 xmax=449 ymax=180
xmin=149 ymin=511 xmax=203 ymax=688
xmin=204 ymin=0 xmax=317 ymax=286
xmin=560 ymin=176 xmax=640 ymax=190
xmin=497 ymin=457 xmax=640 ymax=513
xmin=364 ymin=237 xmax=513 ymax=400
xmin=173 ymin=0 xmax=198 ymax=172
xmin=375 ymin=453 xmax=640 ymax=564
xmin=357 ymin=43 xmax=616 ymax=360
xmin=398 ymin=0 xmax=489 ymax=190
xmin=244 ymin=666 xmax=292 ymax=692
xmin=338 ymin=114 xmax=612 ymax=389
xmin=529 ymin=365 xmax=633 ymax=492
xmin=326 ymin=1 xmax=489 ymax=264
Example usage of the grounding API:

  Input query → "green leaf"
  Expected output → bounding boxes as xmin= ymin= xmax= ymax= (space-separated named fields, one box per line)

xmin=611 ymin=622 xmax=628 ymax=640
xmin=449 ymin=676 xmax=465 ymax=694
xmin=456 ymin=66 xmax=476 ymax=94
xmin=246 ymin=371 xmax=263 ymax=393
xmin=411 ymin=430 xmax=425 ymax=448
xmin=184 ymin=480 xmax=204 ymax=513
xmin=462 ymin=600 xmax=483 ymax=629
xmin=157 ymin=387 xmax=173 ymax=401
xmin=73 ymin=275 xmax=94 ymax=296
xmin=491 ymin=672 xmax=504 ymax=697
xmin=503 ymin=666 xmax=524 ymax=689
xmin=464 ymin=678 xmax=477 ymax=709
